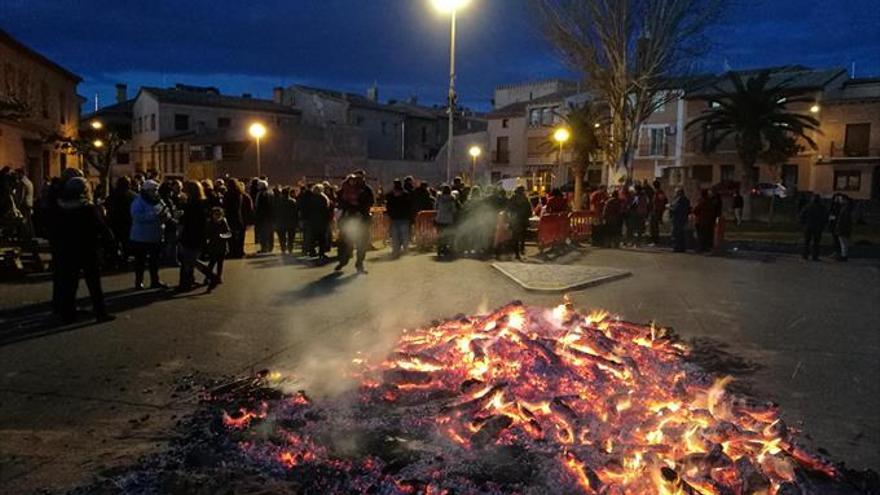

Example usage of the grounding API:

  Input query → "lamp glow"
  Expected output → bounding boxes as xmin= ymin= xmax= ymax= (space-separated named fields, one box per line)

xmin=553 ymin=127 xmax=571 ymax=144
xmin=90 ymin=120 xmax=103 ymax=130
xmin=248 ymin=122 xmax=267 ymax=139
xmin=810 ymin=104 xmax=820 ymax=113
xmin=431 ymin=0 xmax=470 ymax=13
xmin=93 ymin=139 xmax=104 ymax=148
xmin=468 ymin=145 xmax=482 ymax=158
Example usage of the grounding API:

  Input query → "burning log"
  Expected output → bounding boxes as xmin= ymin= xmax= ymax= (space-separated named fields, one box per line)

xmin=470 ymin=415 xmax=514 ymax=446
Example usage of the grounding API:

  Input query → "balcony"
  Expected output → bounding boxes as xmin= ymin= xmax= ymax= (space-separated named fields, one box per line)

xmin=493 ymin=150 xmax=510 ymax=164
xmin=828 ymin=141 xmax=880 ymax=160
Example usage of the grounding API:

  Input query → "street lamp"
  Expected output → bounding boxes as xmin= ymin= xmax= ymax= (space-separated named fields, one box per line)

xmin=90 ymin=120 xmax=103 ymax=130
xmin=432 ymin=0 xmax=471 ymax=183
xmin=468 ymin=145 xmax=481 ymax=185
xmin=810 ymin=104 xmax=820 ymax=113
xmin=553 ymin=127 xmax=571 ymax=188
xmin=248 ymin=122 xmax=267 ymax=178
xmin=92 ymin=139 xmax=104 ymax=148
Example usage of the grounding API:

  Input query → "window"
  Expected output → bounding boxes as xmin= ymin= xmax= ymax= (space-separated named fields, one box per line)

xmin=150 ymin=114 xmax=156 ymax=131
xmin=218 ymin=117 xmax=230 ymax=128
xmin=649 ymin=127 xmax=668 ymax=156
xmin=495 ymin=136 xmax=510 ymax=163
xmin=529 ymin=109 xmax=541 ymax=127
xmin=541 ymin=107 xmax=555 ymax=127
xmin=834 ymin=170 xmax=861 ymax=191
xmin=844 ymin=123 xmax=870 ymax=156
xmin=40 ymin=82 xmax=49 ymax=118
xmin=721 ymin=165 xmax=735 ymax=182
xmin=58 ymin=92 xmax=67 ymax=124
xmin=421 ymin=126 xmax=427 ymax=144
xmin=692 ymin=165 xmax=713 ymax=183
xmin=502 ymin=119 xmax=509 ymax=129
xmin=174 ymin=114 xmax=189 ymax=131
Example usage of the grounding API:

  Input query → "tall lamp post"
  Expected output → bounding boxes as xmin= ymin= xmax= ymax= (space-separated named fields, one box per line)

xmin=553 ymin=127 xmax=570 ymax=188
xmin=248 ymin=122 xmax=267 ymax=178
xmin=468 ymin=145 xmax=481 ymax=185
xmin=432 ymin=0 xmax=470 ymax=184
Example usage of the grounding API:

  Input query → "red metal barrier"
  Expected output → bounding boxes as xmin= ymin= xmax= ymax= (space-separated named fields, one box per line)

xmin=569 ymin=211 xmax=593 ymax=242
xmin=414 ymin=210 xmax=438 ymax=250
xmin=370 ymin=207 xmax=389 ymax=245
xmin=713 ymin=215 xmax=726 ymax=254
xmin=537 ymin=213 xmax=570 ymax=250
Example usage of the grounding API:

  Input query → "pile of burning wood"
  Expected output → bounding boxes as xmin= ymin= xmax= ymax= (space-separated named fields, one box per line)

xmin=74 ymin=301 xmax=878 ymax=494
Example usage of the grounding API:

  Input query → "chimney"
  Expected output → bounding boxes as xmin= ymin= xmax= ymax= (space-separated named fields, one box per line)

xmin=242 ymin=93 xmax=252 ymax=99
xmin=115 ymin=83 xmax=127 ymax=103
xmin=272 ymin=86 xmax=284 ymax=105
xmin=408 ymin=95 xmax=418 ymax=105
xmin=366 ymin=82 xmax=379 ymax=103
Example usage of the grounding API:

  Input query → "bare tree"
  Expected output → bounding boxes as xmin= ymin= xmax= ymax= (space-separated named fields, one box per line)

xmin=533 ymin=0 xmax=723 ymax=181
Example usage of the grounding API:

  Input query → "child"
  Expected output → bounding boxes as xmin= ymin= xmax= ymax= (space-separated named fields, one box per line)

xmin=205 ymin=207 xmax=231 ymax=291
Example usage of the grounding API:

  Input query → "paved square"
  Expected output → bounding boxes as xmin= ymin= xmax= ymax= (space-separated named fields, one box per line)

xmin=492 ymin=261 xmax=631 ymax=292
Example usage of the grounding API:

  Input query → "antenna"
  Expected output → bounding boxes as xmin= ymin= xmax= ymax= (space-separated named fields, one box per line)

xmin=851 ymin=62 xmax=856 ymax=78
xmin=94 ymin=93 xmax=99 ymax=112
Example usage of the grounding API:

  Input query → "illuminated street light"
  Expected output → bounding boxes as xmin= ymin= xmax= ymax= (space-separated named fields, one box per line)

xmin=92 ymin=139 xmax=104 ymax=148
xmin=90 ymin=120 xmax=103 ymax=130
xmin=553 ymin=127 xmax=570 ymax=188
xmin=248 ymin=122 xmax=267 ymax=177
xmin=468 ymin=145 xmax=481 ymax=185
xmin=432 ymin=0 xmax=470 ymax=183
xmin=593 ymin=122 xmax=601 ymax=129
xmin=810 ymin=104 xmax=820 ymax=113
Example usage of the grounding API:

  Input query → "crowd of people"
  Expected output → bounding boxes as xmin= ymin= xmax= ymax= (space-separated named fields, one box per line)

xmin=0 ymin=164 xmax=860 ymax=324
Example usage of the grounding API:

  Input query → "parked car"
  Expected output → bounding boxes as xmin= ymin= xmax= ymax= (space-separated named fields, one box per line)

xmin=751 ymin=183 xmax=788 ymax=198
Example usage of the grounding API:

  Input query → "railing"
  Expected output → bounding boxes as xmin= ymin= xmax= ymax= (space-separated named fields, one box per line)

xmin=493 ymin=150 xmax=510 ymax=164
xmin=829 ymin=141 xmax=880 ymax=158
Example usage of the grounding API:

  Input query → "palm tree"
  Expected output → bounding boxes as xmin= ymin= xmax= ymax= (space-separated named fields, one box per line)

xmin=687 ymin=71 xmax=820 ymax=220
xmin=540 ymin=101 xmax=604 ymax=210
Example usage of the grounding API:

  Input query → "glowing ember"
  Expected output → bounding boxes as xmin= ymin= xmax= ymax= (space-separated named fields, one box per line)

xmin=215 ymin=302 xmax=850 ymax=494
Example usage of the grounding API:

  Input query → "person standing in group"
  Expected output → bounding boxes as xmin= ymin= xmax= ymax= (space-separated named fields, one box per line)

xmin=649 ymin=182 xmax=668 ymax=246
xmin=253 ymin=180 xmax=275 ymax=253
xmin=13 ymin=168 xmax=34 ymax=241
xmin=832 ymin=194 xmax=852 ymax=262
xmin=159 ymin=180 xmax=182 ymax=265
xmin=732 ymin=190 xmax=744 ymax=226
xmin=602 ymin=191 xmax=624 ymax=249
xmin=692 ymin=189 xmax=717 ymax=253
xmin=545 ymin=188 xmax=570 ymax=215
xmin=204 ymin=207 xmax=231 ymax=291
xmin=130 ymin=179 xmax=170 ymax=289
xmin=275 ymin=187 xmax=298 ymax=255
xmin=828 ymin=193 xmax=842 ymax=257
xmin=798 ymin=193 xmax=828 ymax=261
xmin=625 ymin=186 xmax=649 ymax=247
xmin=177 ymin=181 xmax=214 ymax=291
xmin=669 ymin=188 xmax=691 ymax=253
xmin=305 ymin=184 xmax=332 ymax=262
xmin=508 ymin=186 xmax=532 ymax=261
xmin=385 ymin=178 xmax=413 ymax=258
xmin=589 ymin=185 xmax=608 ymax=217
xmin=107 ymin=176 xmax=137 ymax=267
xmin=412 ymin=182 xmax=435 ymax=212
xmin=51 ymin=177 xmax=115 ymax=324
xmin=223 ymin=179 xmax=247 ymax=259
xmin=434 ymin=184 xmax=459 ymax=258
xmin=335 ymin=171 xmax=374 ymax=273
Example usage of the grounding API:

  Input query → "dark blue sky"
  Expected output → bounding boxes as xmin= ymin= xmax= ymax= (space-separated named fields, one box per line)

xmin=3 ymin=0 xmax=879 ymax=111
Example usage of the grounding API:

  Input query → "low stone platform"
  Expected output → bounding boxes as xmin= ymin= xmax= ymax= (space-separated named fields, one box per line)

xmin=492 ymin=262 xmax=631 ymax=292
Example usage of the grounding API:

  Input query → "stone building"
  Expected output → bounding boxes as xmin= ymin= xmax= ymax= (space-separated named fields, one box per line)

xmin=0 ymin=29 xmax=81 ymax=185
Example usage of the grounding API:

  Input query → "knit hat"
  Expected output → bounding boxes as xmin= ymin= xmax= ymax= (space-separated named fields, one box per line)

xmin=141 ymin=179 xmax=160 ymax=192
xmin=64 ymin=177 xmax=89 ymax=198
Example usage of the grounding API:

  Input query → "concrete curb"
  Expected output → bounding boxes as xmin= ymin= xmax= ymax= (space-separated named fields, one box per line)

xmin=491 ymin=263 xmax=632 ymax=293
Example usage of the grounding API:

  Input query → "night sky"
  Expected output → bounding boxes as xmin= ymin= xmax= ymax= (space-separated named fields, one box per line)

xmin=3 ymin=0 xmax=879 ymax=112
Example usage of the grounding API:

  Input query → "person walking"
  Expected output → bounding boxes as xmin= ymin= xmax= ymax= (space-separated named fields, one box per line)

xmin=52 ymin=177 xmax=115 ymax=323
xmin=508 ymin=186 xmax=532 ymax=260
xmin=223 ymin=179 xmax=247 ymax=259
xmin=832 ymin=194 xmax=852 ymax=262
xmin=275 ymin=187 xmax=298 ymax=254
xmin=204 ymin=207 xmax=231 ymax=290
xmin=798 ymin=193 xmax=828 ymax=261
xmin=669 ymin=188 xmax=691 ymax=253
xmin=130 ymin=179 xmax=170 ymax=289
xmin=177 ymin=181 xmax=214 ymax=291
xmin=335 ymin=171 xmax=374 ymax=273
xmin=385 ymin=179 xmax=413 ymax=258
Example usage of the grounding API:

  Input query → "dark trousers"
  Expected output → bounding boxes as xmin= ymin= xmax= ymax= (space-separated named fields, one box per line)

xmin=229 ymin=228 xmax=246 ymax=258
xmin=511 ymin=226 xmax=527 ymax=257
xmin=132 ymin=241 xmax=161 ymax=285
xmin=178 ymin=245 xmax=212 ymax=287
xmin=672 ymin=224 xmax=687 ymax=252
xmin=257 ymin=222 xmax=274 ymax=252
xmin=696 ymin=224 xmax=714 ymax=252
xmin=206 ymin=254 xmax=225 ymax=280
xmin=55 ymin=253 xmax=106 ymax=319
xmin=649 ymin=215 xmax=661 ymax=244
xmin=803 ymin=229 xmax=823 ymax=260
xmin=277 ymin=226 xmax=296 ymax=253
xmin=337 ymin=216 xmax=369 ymax=267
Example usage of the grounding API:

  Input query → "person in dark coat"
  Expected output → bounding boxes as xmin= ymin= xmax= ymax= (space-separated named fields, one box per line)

xmin=254 ymin=180 xmax=275 ymax=253
xmin=832 ymin=194 xmax=852 ymax=262
xmin=692 ymin=189 xmax=717 ymax=252
xmin=649 ymin=183 xmax=668 ymax=245
xmin=275 ymin=188 xmax=298 ymax=254
xmin=508 ymin=186 xmax=532 ymax=260
xmin=669 ymin=188 xmax=691 ymax=253
xmin=52 ymin=177 xmax=115 ymax=323
xmin=798 ymin=193 xmax=828 ymax=261
xmin=305 ymin=184 xmax=332 ymax=261
xmin=176 ymin=181 xmax=214 ymax=291
xmin=412 ymin=182 xmax=435 ymax=213
xmin=204 ymin=207 xmax=231 ymax=289
xmin=223 ymin=179 xmax=246 ymax=259
xmin=602 ymin=191 xmax=624 ymax=249
xmin=385 ymin=179 xmax=413 ymax=258
xmin=107 ymin=176 xmax=137 ymax=266
xmin=335 ymin=171 xmax=374 ymax=273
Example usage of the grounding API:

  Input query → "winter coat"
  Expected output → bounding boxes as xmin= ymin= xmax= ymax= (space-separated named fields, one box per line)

xmin=670 ymin=196 xmax=691 ymax=227
xmin=508 ymin=195 xmax=533 ymax=231
xmin=385 ymin=190 xmax=413 ymax=221
xmin=693 ymin=198 xmax=717 ymax=228
xmin=206 ymin=218 xmax=231 ymax=256
xmin=799 ymin=201 xmax=828 ymax=233
xmin=833 ymin=203 xmax=852 ymax=237
xmin=434 ymin=194 xmax=458 ymax=226
xmin=275 ymin=196 xmax=298 ymax=229
xmin=130 ymin=194 xmax=166 ymax=243
xmin=178 ymin=199 xmax=209 ymax=250
xmin=223 ymin=190 xmax=244 ymax=230
xmin=54 ymin=198 xmax=113 ymax=258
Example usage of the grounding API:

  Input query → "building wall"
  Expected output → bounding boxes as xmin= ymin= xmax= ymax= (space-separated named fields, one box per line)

xmin=487 ymin=115 xmax=527 ymax=179
xmin=285 ymin=87 xmax=348 ymax=126
xmin=812 ymin=95 xmax=880 ymax=199
xmin=493 ymin=79 xmax=575 ymax=109
xmin=349 ymin=106 xmax=404 ymax=160
xmin=0 ymin=38 xmax=80 ymax=184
